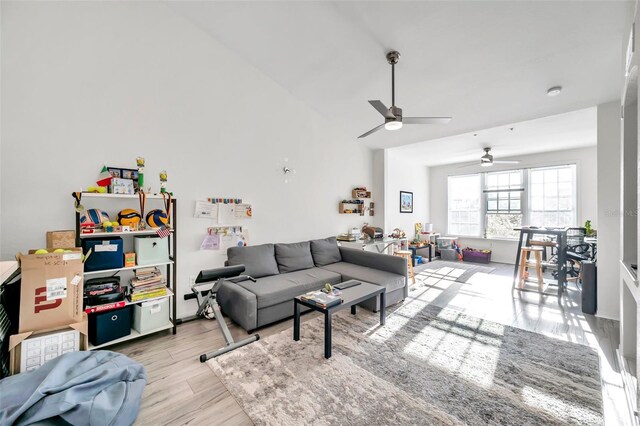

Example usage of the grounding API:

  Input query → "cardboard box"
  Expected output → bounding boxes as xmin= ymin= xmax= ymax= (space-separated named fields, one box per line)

xmin=46 ymin=230 xmax=76 ymax=250
xmin=8 ymin=320 xmax=88 ymax=375
xmin=17 ymin=248 xmax=84 ymax=333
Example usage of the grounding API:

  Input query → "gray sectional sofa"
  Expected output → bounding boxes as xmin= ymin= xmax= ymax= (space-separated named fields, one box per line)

xmin=217 ymin=236 xmax=408 ymax=332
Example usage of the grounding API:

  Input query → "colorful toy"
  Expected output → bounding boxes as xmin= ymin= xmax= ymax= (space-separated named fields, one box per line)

xmin=159 ymin=170 xmax=168 ymax=193
xmin=146 ymin=209 xmax=169 ymax=228
xmin=86 ymin=186 xmax=107 ymax=193
xmin=136 ymin=157 xmax=145 ymax=191
xmin=96 ymin=165 xmax=113 ymax=187
xmin=80 ymin=208 xmax=110 ymax=227
xmin=117 ymin=209 xmax=142 ymax=227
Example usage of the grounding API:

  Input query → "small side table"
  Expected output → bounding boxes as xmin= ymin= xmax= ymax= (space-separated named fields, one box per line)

xmin=407 ymin=244 xmax=433 ymax=266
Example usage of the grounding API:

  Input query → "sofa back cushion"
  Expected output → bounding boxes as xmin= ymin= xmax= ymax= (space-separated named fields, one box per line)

xmin=310 ymin=236 xmax=342 ymax=266
xmin=227 ymin=244 xmax=279 ymax=278
xmin=275 ymin=241 xmax=315 ymax=273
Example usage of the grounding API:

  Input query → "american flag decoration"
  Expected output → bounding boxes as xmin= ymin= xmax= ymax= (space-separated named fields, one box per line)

xmin=156 ymin=226 xmax=171 ymax=239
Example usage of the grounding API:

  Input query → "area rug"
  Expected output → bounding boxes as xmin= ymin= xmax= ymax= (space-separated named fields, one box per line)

xmin=416 ymin=260 xmax=495 ymax=283
xmin=208 ymin=304 xmax=602 ymax=425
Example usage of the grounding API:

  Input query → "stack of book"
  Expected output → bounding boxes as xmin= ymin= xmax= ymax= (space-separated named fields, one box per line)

xmin=299 ymin=291 xmax=342 ymax=309
xmin=130 ymin=267 xmax=167 ymax=302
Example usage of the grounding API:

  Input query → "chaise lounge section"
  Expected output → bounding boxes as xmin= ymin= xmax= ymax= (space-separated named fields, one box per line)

xmin=217 ymin=237 xmax=407 ymax=332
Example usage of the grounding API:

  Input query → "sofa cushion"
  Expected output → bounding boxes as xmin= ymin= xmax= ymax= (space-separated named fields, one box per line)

xmin=227 ymin=244 xmax=279 ymax=279
xmin=310 ymin=236 xmax=342 ymax=266
xmin=235 ymin=268 xmax=342 ymax=309
xmin=319 ymin=262 xmax=405 ymax=293
xmin=275 ymin=241 xmax=315 ymax=273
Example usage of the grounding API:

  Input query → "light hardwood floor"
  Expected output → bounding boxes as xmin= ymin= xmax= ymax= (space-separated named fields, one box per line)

xmin=114 ymin=261 xmax=626 ymax=425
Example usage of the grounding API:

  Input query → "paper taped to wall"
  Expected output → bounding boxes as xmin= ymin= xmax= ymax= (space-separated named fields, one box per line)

xmin=195 ymin=200 xmax=219 ymax=220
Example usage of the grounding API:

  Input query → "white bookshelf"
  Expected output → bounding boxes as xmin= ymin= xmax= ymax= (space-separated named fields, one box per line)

xmin=75 ymin=192 xmax=178 ymax=348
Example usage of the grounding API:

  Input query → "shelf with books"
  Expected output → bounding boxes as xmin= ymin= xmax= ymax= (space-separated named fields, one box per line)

xmin=83 ymin=259 xmax=174 ymax=276
xmin=84 ymin=288 xmax=174 ymax=314
xmin=88 ymin=320 xmax=174 ymax=350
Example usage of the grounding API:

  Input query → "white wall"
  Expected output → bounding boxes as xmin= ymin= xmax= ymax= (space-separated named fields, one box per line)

xmin=370 ymin=149 xmax=385 ymax=228
xmin=597 ymin=100 xmax=622 ymax=321
xmin=428 ymin=146 xmax=598 ymax=264
xmin=383 ymin=149 xmax=429 ymax=239
xmin=0 ymin=2 xmax=374 ymax=317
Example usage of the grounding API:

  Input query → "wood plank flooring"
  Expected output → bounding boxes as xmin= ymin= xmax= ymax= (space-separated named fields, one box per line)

xmin=112 ymin=261 xmax=627 ymax=425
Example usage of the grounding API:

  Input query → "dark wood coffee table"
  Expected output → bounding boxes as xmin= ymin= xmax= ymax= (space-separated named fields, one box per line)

xmin=293 ymin=280 xmax=385 ymax=359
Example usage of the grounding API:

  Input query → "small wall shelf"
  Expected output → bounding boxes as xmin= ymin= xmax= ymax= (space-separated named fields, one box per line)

xmin=352 ymin=189 xmax=372 ymax=199
xmin=339 ymin=202 xmax=364 ymax=215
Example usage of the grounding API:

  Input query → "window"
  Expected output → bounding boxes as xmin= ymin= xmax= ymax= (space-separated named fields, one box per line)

xmin=448 ymin=174 xmax=482 ymax=236
xmin=447 ymin=164 xmax=578 ymax=239
xmin=529 ymin=165 xmax=576 ymax=227
xmin=485 ymin=170 xmax=524 ymax=239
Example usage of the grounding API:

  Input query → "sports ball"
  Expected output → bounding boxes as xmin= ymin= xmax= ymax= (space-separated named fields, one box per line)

xmin=80 ymin=208 xmax=110 ymax=227
xmin=117 ymin=209 xmax=141 ymax=227
xmin=34 ymin=249 xmax=48 ymax=254
xmin=146 ymin=209 xmax=169 ymax=228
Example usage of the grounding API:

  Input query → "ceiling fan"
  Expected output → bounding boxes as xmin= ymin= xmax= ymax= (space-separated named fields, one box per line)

xmin=457 ymin=148 xmax=521 ymax=168
xmin=358 ymin=51 xmax=452 ymax=138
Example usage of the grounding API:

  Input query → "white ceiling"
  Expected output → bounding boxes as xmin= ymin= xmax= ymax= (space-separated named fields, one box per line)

xmin=390 ymin=106 xmax=597 ymax=166
xmin=167 ymin=1 xmax=630 ymax=149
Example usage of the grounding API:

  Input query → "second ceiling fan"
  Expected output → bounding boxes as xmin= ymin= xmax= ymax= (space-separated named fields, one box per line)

xmin=457 ymin=148 xmax=521 ymax=168
xmin=359 ymin=50 xmax=452 ymax=138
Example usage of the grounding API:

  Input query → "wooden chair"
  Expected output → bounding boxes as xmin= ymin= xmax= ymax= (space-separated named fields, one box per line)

xmin=395 ymin=250 xmax=415 ymax=285
xmin=518 ymin=246 xmax=544 ymax=291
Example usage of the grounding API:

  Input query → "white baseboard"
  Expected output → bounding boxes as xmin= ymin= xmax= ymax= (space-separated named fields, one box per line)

xmin=596 ymin=310 xmax=621 ymax=321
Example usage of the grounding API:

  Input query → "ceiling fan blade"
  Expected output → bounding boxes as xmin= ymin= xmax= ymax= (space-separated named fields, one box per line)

xmin=368 ymin=100 xmax=394 ymax=118
xmin=456 ymin=162 xmax=480 ymax=169
xmin=403 ymin=117 xmax=452 ymax=124
xmin=492 ymin=160 xmax=520 ymax=164
xmin=358 ymin=123 xmax=385 ymax=138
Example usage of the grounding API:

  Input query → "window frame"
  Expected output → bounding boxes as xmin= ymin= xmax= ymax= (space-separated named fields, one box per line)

xmin=483 ymin=169 xmax=527 ymax=239
xmin=446 ymin=163 xmax=578 ymax=239
xmin=447 ymin=173 xmax=483 ymax=238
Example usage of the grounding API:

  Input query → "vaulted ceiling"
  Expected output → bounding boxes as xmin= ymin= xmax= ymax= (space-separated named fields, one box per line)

xmin=168 ymin=1 xmax=630 ymax=149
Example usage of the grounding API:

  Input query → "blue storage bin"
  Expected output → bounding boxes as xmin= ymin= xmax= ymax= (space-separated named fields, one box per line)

xmin=82 ymin=237 xmax=124 ymax=272
xmin=88 ymin=306 xmax=131 ymax=346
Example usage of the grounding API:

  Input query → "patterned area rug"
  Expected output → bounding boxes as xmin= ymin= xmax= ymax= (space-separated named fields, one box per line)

xmin=416 ymin=260 xmax=495 ymax=283
xmin=208 ymin=302 xmax=602 ymax=425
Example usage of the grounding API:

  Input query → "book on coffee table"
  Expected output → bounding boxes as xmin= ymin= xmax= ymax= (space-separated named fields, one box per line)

xmin=299 ymin=291 xmax=342 ymax=309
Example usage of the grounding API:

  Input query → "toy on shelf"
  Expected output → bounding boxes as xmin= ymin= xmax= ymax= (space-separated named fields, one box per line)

xmin=86 ymin=186 xmax=107 ymax=194
xmin=146 ymin=209 xmax=169 ymax=228
xmin=96 ymin=165 xmax=113 ymax=188
xmin=136 ymin=157 xmax=145 ymax=191
xmin=117 ymin=209 xmax=142 ymax=227
xmin=159 ymin=170 xmax=168 ymax=193
xmin=390 ymin=228 xmax=406 ymax=239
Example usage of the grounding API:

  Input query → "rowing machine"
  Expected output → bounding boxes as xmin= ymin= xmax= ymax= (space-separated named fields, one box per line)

xmin=178 ymin=264 xmax=259 ymax=362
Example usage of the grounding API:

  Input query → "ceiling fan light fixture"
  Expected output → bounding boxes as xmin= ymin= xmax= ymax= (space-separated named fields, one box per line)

xmin=385 ymin=120 xmax=403 ymax=131
xmin=547 ymin=86 xmax=562 ymax=97
xmin=480 ymin=162 xmax=493 ymax=167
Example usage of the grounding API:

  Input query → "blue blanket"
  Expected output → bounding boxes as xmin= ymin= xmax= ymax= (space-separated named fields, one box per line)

xmin=0 ymin=350 xmax=146 ymax=426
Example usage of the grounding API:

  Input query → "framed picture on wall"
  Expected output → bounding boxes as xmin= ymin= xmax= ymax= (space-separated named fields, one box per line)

xmin=400 ymin=191 xmax=413 ymax=213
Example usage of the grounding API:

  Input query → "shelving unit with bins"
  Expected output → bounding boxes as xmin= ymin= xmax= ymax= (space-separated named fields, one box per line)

xmin=74 ymin=192 xmax=177 ymax=349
